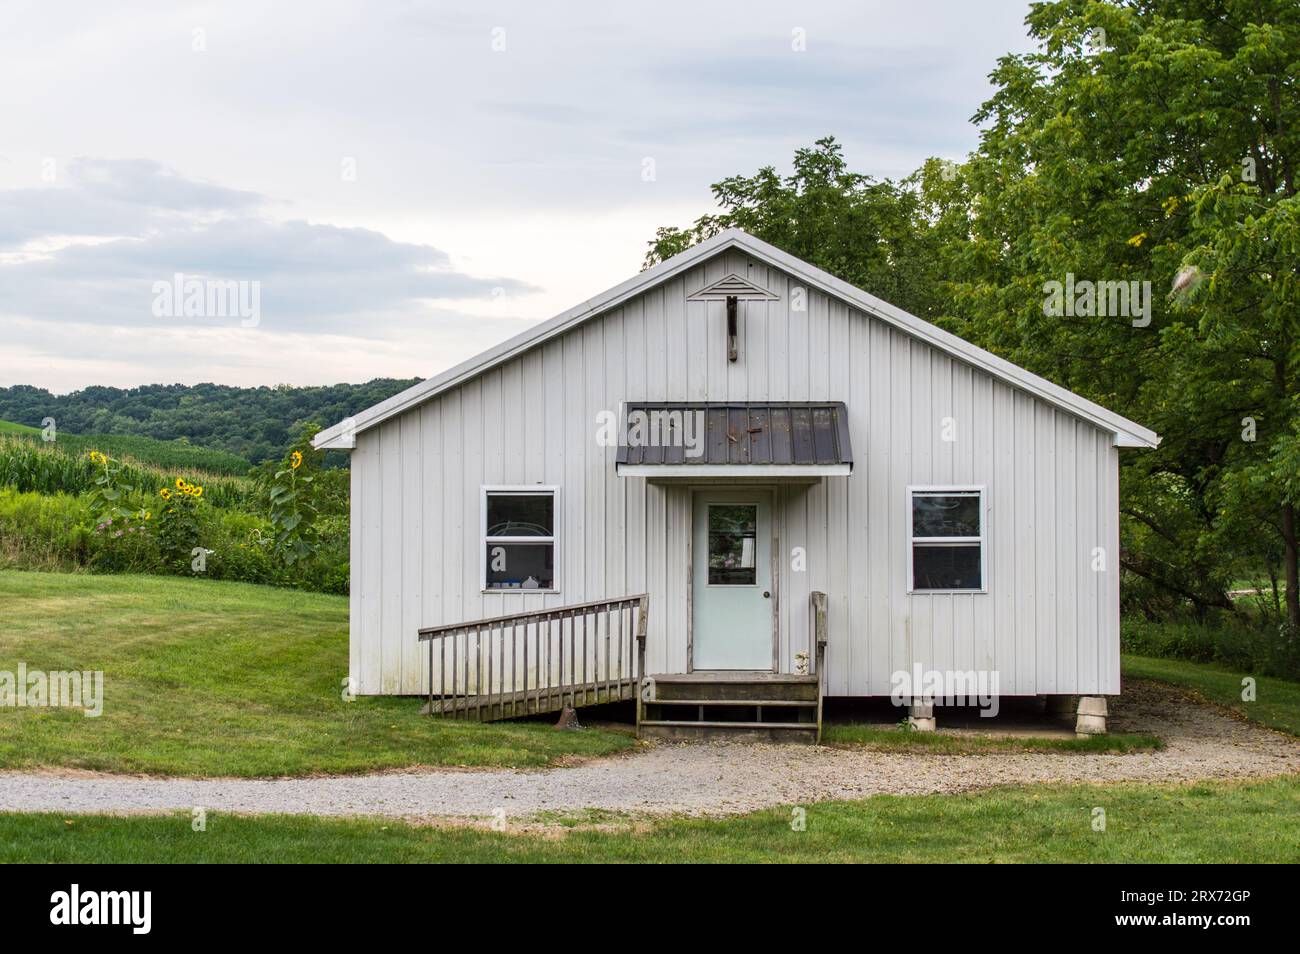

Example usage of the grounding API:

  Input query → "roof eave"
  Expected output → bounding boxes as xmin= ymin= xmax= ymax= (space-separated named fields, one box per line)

xmin=1114 ymin=429 xmax=1161 ymax=449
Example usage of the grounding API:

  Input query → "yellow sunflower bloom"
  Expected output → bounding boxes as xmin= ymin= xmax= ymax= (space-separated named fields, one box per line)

xmin=191 ymin=486 xmax=203 ymax=498
xmin=159 ymin=488 xmax=172 ymax=500
xmin=290 ymin=451 xmax=303 ymax=470
xmin=175 ymin=477 xmax=186 ymax=490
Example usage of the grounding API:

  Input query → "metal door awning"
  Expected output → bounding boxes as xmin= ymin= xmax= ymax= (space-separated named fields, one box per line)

xmin=615 ymin=402 xmax=853 ymax=478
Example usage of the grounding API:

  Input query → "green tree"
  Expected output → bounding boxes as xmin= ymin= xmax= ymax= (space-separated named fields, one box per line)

xmin=1173 ymin=182 xmax=1300 ymax=622
xmin=644 ymin=137 xmax=950 ymax=322
xmin=957 ymin=0 xmax=1298 ymax=620
xmin=645 ymin=1 xmax=1300 ymax=624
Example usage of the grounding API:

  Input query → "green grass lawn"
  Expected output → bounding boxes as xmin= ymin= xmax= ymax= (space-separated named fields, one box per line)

xmin=2 ymin=570 xmax=1297 ymax=863
xmin=1122 ymin=654 xmax=1300 ymax=737
xmin=2 ymin=776 xmax=1296 ymax=862
xmin=0 ymin=570 xmax=634 ymax=775
xmin=822 ymin=724 xmax=1162 ymax=753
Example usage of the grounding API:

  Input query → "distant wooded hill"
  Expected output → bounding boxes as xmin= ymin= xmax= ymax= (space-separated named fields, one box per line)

xmin=0 ymin=380 xmax=420 ymax=464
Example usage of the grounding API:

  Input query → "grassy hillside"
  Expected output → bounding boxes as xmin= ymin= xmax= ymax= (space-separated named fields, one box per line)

xmin=0 ymin=571 xmax=632 ymax=775
xmin=0 ymin=420 xmax=40 ymax=435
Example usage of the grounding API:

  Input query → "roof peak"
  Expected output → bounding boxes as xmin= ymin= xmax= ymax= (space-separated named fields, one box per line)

xmin=314 ymin=228 xmax=1158 ymax=450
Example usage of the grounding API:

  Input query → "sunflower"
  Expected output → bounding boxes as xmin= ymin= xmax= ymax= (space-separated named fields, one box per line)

xmin=159 ymin=488 xmax=172 ymax=500
xmin=175 ymin=477 xmax=186 ymax=490
xmin=190 ymin=486 xmax=203 ymax=498
xmin=87 ymin=450 xmax=106 ymax=465
xmin=290 ymin=451 xmax=303 ymax=470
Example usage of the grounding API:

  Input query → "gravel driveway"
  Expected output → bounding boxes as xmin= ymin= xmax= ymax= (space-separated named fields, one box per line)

xmin=1 ymin=681 xmax=1296 ymax=821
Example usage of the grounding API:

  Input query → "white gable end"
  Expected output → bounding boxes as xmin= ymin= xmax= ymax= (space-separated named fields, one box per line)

xmin=315 ymin=230 xmax=1158 ymax=451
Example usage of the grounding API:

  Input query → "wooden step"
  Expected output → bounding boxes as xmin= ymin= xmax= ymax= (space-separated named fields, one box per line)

xmin=647 ymin=697 xmax=816 ymax=707
xmin=638 ymin=720 xmax=819 ymax=744
xmin=649 ymin=672 xmax=818 ymax=702
xmin=644 ymin=699 xmax=817 ymax=726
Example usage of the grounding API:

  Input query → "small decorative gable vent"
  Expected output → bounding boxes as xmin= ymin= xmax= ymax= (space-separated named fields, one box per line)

xmin=686 ymin=273 xmax=779 ymax=302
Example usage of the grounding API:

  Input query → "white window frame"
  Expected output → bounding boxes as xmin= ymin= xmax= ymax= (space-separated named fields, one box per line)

xmin=481 ymin=485 xmax=560 ymax=594
xmin=906 ymin=485 xmax=987 ymax=594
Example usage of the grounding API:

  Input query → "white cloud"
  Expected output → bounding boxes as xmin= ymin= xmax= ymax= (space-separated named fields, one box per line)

xmin=0 ymin=0 xmax=1035 ymax=392
xmin=0 ymin=159 xmax=536 ymax=336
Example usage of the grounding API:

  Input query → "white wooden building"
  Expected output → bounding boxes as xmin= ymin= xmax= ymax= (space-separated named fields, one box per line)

xmin=315 ymin=229 xmax=1158 ymax=740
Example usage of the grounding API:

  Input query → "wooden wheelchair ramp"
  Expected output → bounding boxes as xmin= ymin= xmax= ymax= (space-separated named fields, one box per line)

xmin=419 ymin=591 xmax=828 ymax=744
xmin=419 ymin=595 xmax=647 ymax=722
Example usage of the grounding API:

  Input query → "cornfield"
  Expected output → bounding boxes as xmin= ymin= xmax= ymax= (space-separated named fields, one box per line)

xmin=0 ymin=423 xmax=252 ymax=475
xmin=0 ymin=437 xmax=254 ymax=510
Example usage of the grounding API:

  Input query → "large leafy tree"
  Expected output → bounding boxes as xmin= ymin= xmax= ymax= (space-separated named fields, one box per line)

xmin=646 ymin=0 xmax=1300 ymax=624
xmin=960 ymin=0 xmax=1299 ymax=621
xmin=1175 ymin=182 xmax=1300 ymax=622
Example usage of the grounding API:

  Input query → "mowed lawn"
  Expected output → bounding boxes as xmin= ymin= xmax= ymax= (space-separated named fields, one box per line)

xmin=2 ymin=776 xmax=1297 ymax=863
xmin=821 ymin=723 xmax=1161 ymax=753
xmin=1122 ymin=654 xmax=1300 ymax=737
xmin=2 ymin=568 xmax=1299 ymax=862
xmin=0 ymin=570 xmax=634 ymax=775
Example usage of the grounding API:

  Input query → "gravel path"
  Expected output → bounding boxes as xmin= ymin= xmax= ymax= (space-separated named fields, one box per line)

xmin=1 ymin=681 xmax=1296 ymax=821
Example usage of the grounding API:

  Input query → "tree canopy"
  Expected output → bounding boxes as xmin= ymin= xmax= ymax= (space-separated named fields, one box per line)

xmin=0 ymin=379 xmax=419 ymax=464
xmin=648 ymin=0 xmax=1300 ymax=625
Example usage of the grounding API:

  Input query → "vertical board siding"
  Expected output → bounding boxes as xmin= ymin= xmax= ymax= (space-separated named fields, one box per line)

xmin=351 ymin=260 xmax=1123 ymax=698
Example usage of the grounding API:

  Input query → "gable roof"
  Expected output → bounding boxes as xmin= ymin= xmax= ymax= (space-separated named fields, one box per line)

xmin=314 ymin=229 xmax=1160 ymax=450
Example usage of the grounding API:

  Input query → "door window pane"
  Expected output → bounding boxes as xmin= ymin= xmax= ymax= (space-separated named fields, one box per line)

xmin=708 ymin=504 xmax=757 ymax=585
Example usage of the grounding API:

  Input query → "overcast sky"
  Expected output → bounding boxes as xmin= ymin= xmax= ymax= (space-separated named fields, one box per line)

xmin=1 ymin=0 xmax=1036 ymax=393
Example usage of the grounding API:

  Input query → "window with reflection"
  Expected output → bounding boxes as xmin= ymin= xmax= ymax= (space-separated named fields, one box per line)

xmin=483 ymin=489 xmax=556 ymax=590
xmin=708 ymin=504 xmax=758 ymax=585
xmin=910 ymin=490 xmax=983 ymax=591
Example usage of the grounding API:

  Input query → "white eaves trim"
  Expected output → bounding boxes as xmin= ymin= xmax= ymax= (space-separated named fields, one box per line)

xmin=314 ymin=229 xmax=1160 ymax=451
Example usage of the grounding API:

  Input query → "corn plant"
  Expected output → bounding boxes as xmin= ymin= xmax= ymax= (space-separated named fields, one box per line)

xmin=0 ymin=436 xmax=252 ymax=509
